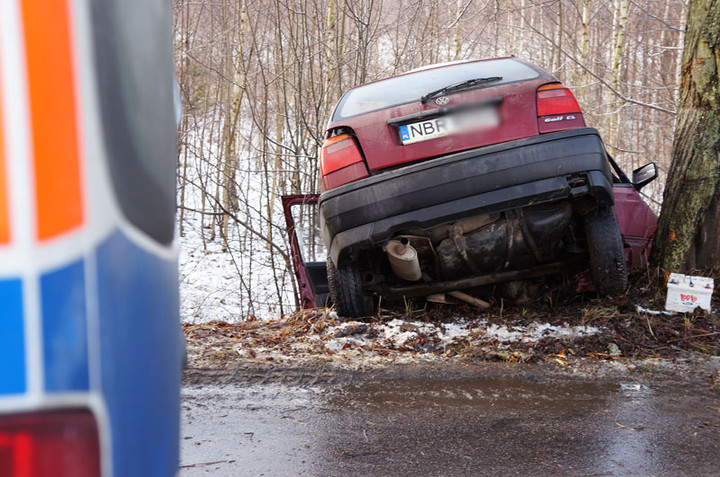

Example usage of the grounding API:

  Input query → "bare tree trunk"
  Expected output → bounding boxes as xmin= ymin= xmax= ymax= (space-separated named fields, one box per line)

xmin=651 ymin=0 xmax=720 ymax=271
xmin=538 ymin=4 xmax=546 ymax=67
xmin=219 ymin=0 xmax=247 ymax=248
xmin=605 ymin=0 xmax=630 ymax=152
xmin=325 ymin=0 xmax=339 ymax=98
xmin=610 ymin=0 xmax=630 ymax=93
xmin=493 ymin=0 xmax=500 ymax=57
xmin=177 ymin=0 xmax=191 ymax=238
xmin=453 ymin=0 xmax=464 ymax=60
xmin=674 ymin=1 xmax=688 ymax=107
xmin=580 ymin=0 xmax=590 ymax=67
xmin=553 ymin=0 xmax=563 ymax=73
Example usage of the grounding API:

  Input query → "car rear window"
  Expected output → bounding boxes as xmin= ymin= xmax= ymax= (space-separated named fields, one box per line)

xmin=333 ymin=58 xmax=543 ymax=121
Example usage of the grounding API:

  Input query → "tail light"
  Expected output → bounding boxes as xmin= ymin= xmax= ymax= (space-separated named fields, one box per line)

xmin=536 ymin=83 xmax=585 ymax=133
xmin=0 ymin=410 xmax=101 ymax=477
xmin=320 ymin=133 xmax=369 ymax=190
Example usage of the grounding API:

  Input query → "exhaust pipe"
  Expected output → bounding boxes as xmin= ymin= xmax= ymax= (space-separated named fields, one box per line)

xmin=426 ymin=291 xmax=490 ymax=309
xmin=447 ymin=290 xmax=490 ymax=309
xmin=384 ymin=238 xmax=422 ymax=281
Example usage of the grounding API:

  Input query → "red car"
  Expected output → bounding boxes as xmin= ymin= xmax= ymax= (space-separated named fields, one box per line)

xmin=285 ymin=58 xmax=658 ymax=317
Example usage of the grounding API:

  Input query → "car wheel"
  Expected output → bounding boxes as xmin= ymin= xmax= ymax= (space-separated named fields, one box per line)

xmin=582 ymin=206 xmax=628 ymax=295
xmin=327 ymin=259 xmax=373 ymax=318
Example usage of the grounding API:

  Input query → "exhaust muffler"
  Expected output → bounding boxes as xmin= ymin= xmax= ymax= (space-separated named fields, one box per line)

xmin=384 ymin=238 xmax=422 ymax=281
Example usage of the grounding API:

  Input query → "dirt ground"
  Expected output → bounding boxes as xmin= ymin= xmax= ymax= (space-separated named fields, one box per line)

xmin=183 ymin=271 xmax=720 ymax=380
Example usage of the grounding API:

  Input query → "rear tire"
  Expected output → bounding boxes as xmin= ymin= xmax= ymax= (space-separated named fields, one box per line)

xmin=327 ymin=259 xmax=373 ymax=318
xmin=582 ymin=206 xmax=628 ymax=295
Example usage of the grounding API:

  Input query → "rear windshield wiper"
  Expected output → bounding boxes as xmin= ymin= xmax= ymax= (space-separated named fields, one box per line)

xmin=421 ymin=76 xmax=503 ymax=104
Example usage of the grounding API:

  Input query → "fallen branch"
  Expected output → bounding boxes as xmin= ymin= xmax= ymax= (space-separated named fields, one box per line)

xmin=667 ymin=332 xmax=720 ymax=343
xmin=180 ymin=459 xmax=236 ymax=469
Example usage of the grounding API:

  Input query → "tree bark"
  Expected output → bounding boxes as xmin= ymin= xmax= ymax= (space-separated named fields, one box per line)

xmin=651 ymin=0 xmax=720 ymax=271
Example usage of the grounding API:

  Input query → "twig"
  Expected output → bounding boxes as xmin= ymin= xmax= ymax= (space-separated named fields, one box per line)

xmin=667 ymin=332 xmax=720 ymax=343
xmin=608 ymin=417 xmax=638 ymax=431
xmin=646 ymin=314 xmax=656 ymax=339
xmin=180 ymin=459 xmax=236 ymax=469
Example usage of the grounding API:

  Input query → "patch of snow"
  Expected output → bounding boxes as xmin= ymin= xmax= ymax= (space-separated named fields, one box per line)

xmin=439 ymin=321 xmax=471 ymax=343
xmin=380 ymin=319 xmax=437 ymax=346
xmin=325 ymin=337 xmax=363 ymax=353
xmin=636 ymin=305 xmax=675 ymax=316
xmin=482 ymin=322 xmax=601 ymax=343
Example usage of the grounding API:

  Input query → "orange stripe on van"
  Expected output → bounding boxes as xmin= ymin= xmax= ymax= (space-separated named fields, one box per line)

xmin=22 ymin=0 xmax=83 ymax=240
xmin=0 ymin=65 xmax=8 ymax=245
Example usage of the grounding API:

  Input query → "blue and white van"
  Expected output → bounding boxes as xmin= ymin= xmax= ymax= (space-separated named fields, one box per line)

xmin=0 ymin=0 xmax=183 ymax=475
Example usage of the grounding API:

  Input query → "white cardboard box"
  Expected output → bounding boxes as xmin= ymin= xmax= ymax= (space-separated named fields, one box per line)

xmin=665 ymin=273 xmax=714 ymax=313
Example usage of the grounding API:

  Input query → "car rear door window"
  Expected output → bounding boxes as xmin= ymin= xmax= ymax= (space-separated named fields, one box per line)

xmin=333 ymin=58 xmax=543 ymax=120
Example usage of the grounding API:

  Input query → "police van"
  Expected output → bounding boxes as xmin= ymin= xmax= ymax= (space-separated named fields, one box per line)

xmin=0 ymin=0 xmax=183 ymax=475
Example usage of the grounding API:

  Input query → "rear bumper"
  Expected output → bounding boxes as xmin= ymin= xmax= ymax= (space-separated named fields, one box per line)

xmin=320 ymin=128 xmax=613 ymax=264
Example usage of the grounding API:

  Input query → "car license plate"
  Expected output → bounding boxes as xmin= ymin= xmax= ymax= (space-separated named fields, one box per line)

xmin=398 ymin=107 xmax=499 ymax=145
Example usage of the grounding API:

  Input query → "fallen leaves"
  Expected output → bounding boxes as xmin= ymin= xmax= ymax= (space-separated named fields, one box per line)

xmin=182 ymin=271 xmax=720 ymax=371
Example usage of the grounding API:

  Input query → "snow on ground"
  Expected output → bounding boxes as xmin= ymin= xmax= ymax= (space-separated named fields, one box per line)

xmin=482 ymin=322 xmax=601 ymax=343
xmin=179 ymin=219 xmax=296 ymax=323
xmin=179 ymin=234 xmax=243 ymax=323
xmin=178 ymin=156 xmax=297 ymax=323
xmin=184 ymin=311 xmax=604 ymax=367
xmin=320 ymin=318 xmax=601 ymax=353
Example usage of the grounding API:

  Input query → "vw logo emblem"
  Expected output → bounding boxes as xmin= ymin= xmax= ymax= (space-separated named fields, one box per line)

xmin=435 ymin=96 xmax=450 ymax=106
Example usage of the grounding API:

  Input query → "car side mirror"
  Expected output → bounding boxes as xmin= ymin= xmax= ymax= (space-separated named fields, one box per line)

xmin=632 ymin=163 xmax=657 ymax=191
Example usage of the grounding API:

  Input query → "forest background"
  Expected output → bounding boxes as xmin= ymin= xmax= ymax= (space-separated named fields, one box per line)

xmin=173 ymin=0 xmax=686 ymax=322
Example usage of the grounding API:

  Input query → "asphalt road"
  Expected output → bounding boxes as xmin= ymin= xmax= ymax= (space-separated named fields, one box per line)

xmin=180 ymin=361 xmax=720 ymax=476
